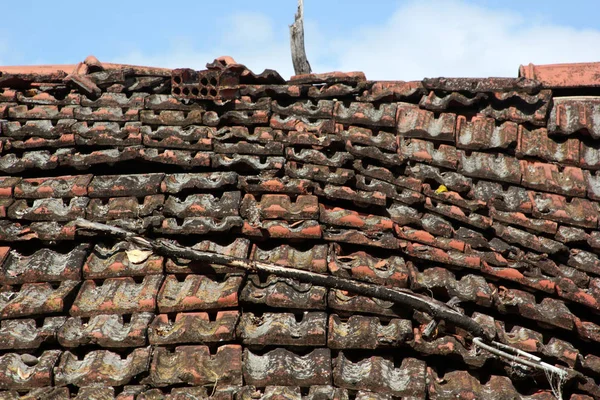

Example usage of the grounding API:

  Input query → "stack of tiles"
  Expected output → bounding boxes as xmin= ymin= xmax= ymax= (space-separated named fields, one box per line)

xmin=0 ymin=56 xmax=599 ymax=399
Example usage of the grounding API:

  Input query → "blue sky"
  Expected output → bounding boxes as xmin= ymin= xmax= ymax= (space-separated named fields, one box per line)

xmin=2 ymin=0 xmax=600 ymax=80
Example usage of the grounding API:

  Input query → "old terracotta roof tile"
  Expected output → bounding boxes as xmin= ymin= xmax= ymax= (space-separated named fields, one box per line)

xmin=2 ymin=55 xmax=600 ymax=397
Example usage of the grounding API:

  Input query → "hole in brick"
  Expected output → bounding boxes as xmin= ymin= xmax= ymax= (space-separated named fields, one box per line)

xmin=210 ymin=88 xmax=218 ymax=97
xmin=200 ymin=77 xmax=209 ymax=85
xmin=173 ymin=87 xmax=181 ymax=95
xmin=182 ymin=87 xmax=190 ymax=96
xmin=173 ymin=76 xmax=182 ymax=84
xmin=209 ymin=77 xmax=218 ymax=86
xmin=200 ymin=88 xmax=208 ymax=96
xmin=49 ymin=282 xmax=62 ymax=289
xmin=192 ymin=88 xmax=199 ymax=96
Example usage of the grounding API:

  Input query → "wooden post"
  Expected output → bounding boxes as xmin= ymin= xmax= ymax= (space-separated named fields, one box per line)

xmin=290 ymin=0 xmax=312 ymax=75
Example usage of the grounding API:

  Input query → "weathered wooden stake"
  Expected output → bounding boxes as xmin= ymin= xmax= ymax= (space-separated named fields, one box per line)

xmin=290 ymin=0 xmax=312 ymax=75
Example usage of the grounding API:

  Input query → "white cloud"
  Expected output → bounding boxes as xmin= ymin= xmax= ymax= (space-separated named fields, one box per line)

xmin=116 ymin=0 xmax=600 ymax=81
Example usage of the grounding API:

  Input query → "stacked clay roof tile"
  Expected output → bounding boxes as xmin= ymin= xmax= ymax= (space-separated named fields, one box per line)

xmin=1 ymin=55 xmax=600 ymax=399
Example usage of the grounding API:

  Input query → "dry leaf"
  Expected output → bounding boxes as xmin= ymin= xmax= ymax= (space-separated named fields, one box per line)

xmin=126 ymin=248 xmax=153 ymax=264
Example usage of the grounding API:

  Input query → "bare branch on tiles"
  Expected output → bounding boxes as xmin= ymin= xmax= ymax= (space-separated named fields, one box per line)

xmin=74 ymin=218 xmax=489 ymax=340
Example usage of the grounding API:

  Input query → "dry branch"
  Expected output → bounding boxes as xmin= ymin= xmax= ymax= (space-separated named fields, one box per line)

xmin=290 ymin=0 xmax=312 ymax=75
xmin=73 ymin=217 xmax=582 ymax=397
xmin=74 ymin=218 xmax=488 ymax=339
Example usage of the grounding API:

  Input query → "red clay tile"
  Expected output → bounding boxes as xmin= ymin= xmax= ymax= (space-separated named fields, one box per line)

xmin=521 ymin=161 xmax=586 ymax=197
xmin=240 ymin=274 xmax=327 ymax=310
xmin=237 ymin=311 xmax=326 ymax=346
xmin=0 ymin=350 xmax=61 ymax=390
xmin=456 ymin=115 xmax=518 ymax=150
xmin=57 ymin=313 xmax=153 ymax=348
xmin=400 ymin=138 xmax=458 ymax=169
xmin=70 ymin=276 xmax=162 ymax=317
xmin=285 ymin=161 xmax=354 ymax=185
xmin=54 ymin=347 xmax=151 ymax=387
xmin=0 ymin=317 xmax=65 ymax=350
xmin=520 ymin=62 xmax=600 ymax=88
xmin=0 ymin=244 xmax=87 ymax=284
xmin=147 ymin=345 xmax=242 ymax=387
xmin=157 ymin=274 xmax=242 ymax=313
xmin=328 ymin=314 xmax=411 ymax=349
xmin=334 ymin=102 xmax=397 ymax=127
xmin=148 ymin=311 xmax=239 ymax=345
xmin=251 ymin=242 xmax=328 ymax=273
xmin=290 ymin=71 xmax=366 ymax=85
xmin=244 ymin=348 xmax=331 ymax=387
xmin=0 ymin=280 xmax=79 ymax=319
xmin=334 ymin=354 xmax=425 ymax=398
xmin=83 ymin=241 xmax=163 ymax=279
xmin=338 ymin=125 xmax=397 ymax=151
xmin=518 ymin=126 xmax=579 ymax=164
xmin=345 ymin=140 xmax=404 ymax=166
xmin=14 ymin=175 xmax=91 ymax=199
xmin=241 ymin=194 xmax=319 ymax=221
xmin=397 ymin=103 xmax=456 ymax=142
xmin=88 ymin=173 xmax=164 ymax=198
xmin=459 ymin=151 xmax=522 ymax=184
